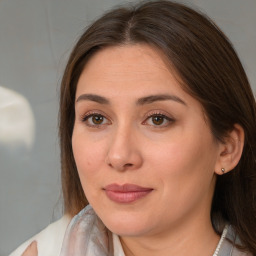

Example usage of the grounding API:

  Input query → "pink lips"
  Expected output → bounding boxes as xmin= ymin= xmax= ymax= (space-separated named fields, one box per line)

xmin=104 ymin=183 xmax=153 ymax=203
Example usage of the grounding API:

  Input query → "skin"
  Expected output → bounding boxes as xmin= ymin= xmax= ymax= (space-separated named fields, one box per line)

xmin=22 ymin=241 xmax=37 ymax=256
xmin=22 ymin=44 xmax=244 ymax=256
xmin=72 ymin=44 xmax=223 ymax=256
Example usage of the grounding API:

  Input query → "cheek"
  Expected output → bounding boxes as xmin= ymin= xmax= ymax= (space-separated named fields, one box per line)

xmin=72 ymin=133 xmax=106 ymax=184
xmin=145 ymin=136 xmax=217 ymax=225
xmin=147 ymin=130 xmax=218 ymax=194
xmin=72 ymin=135 xmax=108 ymax=205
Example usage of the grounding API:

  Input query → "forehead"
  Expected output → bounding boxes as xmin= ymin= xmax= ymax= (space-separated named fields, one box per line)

xmin=77 ymin=44 xmax=183 ymax=96
xmin=85 ymin=44 xmax=168 ymax=69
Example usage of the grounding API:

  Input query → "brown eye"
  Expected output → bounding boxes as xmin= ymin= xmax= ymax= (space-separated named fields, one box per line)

xmin=92 ymin=115 xmax=104 ymax=124
xmin=152 ymin=116 xmax=164 ymax=125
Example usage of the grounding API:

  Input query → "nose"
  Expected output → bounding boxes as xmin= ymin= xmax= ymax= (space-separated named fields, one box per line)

xmin=106 ymin=126 xmax=143 ymax=172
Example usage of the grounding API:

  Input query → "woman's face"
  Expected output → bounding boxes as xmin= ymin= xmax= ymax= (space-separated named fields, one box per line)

xmin=72 ymin=44 xmax=221 ymax=237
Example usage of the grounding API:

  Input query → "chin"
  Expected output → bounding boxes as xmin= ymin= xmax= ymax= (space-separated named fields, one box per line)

xmin=98 ymin=211 xmax=154 ymax=237
xmin=107 ymin=222 xmax=151 ymax=237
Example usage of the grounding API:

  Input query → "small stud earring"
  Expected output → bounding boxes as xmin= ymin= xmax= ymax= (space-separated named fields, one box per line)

xmin=221 ymin=168 xmax=225 ymax=174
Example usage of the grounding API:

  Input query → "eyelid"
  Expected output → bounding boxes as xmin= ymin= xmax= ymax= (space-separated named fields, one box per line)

xmin=80 ymin=110 xmax=109 ymax=120
xmin=144 ymin=110 xmax=174 ymax=119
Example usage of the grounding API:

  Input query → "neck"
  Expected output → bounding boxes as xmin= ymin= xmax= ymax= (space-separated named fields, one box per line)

xmin=120 ymin=217 xmax=220 ymax=256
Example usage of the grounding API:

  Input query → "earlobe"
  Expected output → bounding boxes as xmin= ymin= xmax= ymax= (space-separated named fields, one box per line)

xmin=215 ymin=124 xmax=244 ymax=175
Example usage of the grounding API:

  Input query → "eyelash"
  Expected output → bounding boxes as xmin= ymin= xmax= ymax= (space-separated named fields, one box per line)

xmin=80 ymin=111 xmax=175 ymax=128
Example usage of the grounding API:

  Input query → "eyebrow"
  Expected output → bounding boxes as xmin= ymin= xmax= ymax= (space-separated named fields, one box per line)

xmin=76 ymin=94 xmax=110 ymax=104
xmin=136 ymin=94 xmax=186 ymax=106
xmin=76 ymin=93 xmax=186 ymax=106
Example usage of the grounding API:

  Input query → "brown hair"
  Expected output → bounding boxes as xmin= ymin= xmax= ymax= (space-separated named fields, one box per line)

xmin=59 ymin=0 xmax=256 ymax=253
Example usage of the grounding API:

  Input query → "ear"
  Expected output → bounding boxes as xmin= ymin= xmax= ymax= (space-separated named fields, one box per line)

xmin=214 ymin=124 xmax=244 ymax=175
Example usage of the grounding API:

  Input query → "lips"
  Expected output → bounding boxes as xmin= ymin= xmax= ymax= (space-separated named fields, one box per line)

xmin=104 ymin=183 xmax=153 ymax=203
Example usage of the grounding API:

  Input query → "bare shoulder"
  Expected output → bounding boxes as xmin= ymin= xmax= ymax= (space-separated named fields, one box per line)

xmin=21 ymin=241 xmax=38 ymax=256
xmin=9 ymin=215 xmax=71 ymax=256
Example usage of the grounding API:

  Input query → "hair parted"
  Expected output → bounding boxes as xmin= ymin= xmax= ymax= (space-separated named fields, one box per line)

xmin=59 ymin=1 xmax=256 ymax=253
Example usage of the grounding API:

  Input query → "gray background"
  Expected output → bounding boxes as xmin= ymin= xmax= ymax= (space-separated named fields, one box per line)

xmin=0 ymin=0 xmax=255 ymax=255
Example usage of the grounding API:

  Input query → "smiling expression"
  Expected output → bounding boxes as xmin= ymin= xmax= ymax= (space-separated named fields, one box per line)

xmin=72 ymin=44 xmax=221 ymax=237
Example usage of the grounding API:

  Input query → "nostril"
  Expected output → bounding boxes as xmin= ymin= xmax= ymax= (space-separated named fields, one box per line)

xmin=124 ymin=163 xmax=133 ymax=167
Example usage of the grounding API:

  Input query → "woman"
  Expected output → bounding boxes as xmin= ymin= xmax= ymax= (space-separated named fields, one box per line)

xmin=13 ymin=1 xmax=256 ymax=255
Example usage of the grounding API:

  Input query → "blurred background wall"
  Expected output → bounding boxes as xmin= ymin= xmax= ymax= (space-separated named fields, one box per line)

xmin=0 ymin=0 xmax=255 ymax=255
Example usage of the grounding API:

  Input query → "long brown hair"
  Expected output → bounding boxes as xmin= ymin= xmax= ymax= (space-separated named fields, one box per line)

xmin=59 ymin=1 xmax=256 ymax=253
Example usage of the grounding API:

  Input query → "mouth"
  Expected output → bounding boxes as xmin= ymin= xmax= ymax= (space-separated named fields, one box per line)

xmin=103 ymin=183 xmax=153 ymax=203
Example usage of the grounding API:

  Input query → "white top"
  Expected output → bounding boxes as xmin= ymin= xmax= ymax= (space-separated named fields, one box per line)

xmin=9 ymin=216 xmax=125 ymax=256
xmin=113 ymin=234 xmax=125 ymax=256
xmin=9 ymin=215 xmax=71 ymax=256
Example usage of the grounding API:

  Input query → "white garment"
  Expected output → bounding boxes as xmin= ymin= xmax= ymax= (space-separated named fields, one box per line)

xmin=9 ymin=213 xmax=125 ymax=256
xmin=9 ymin=215 xmax=71 ymax=256
xmin=9 ymin=212 xmax=125 ymax=256
xmin=59 ymin=205 xmax=124 ymax=256
xmin=112 ymin=234 xmax=125 ymax=256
